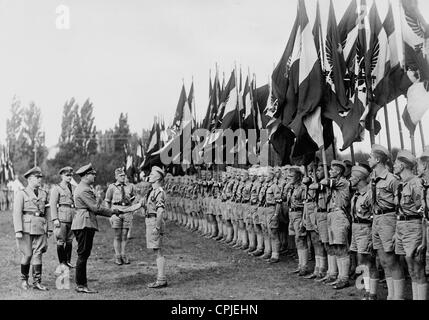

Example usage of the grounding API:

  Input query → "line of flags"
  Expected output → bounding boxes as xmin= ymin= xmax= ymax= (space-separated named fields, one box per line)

xmin=133 ymin=0 xmax=429 ymax=172
xmin=0 ymin=145 xmax=15 ymax=184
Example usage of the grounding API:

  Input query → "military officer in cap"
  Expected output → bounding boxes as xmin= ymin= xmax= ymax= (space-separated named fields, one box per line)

xmin=393 ymin=150 xmax=427 ymax=300
xmin=321 ymin=160 xmax=351 ymax=289
xmin=72 ymin=163 xmax=125 ymax=293
xmin=13 ymin=166 xmax=52 ymax=290
xmin=251 ymin=167 xmax=269 ymax=257
xmin=141 ymin=166 xmax=168 ymax=288
xmin=105 ymin=167 xmax=137 ymax=265
xmin=50 ymin=166 xmax=76 ymax=270
xmin=368 ymin=144 xmax=402 ymax=300
xmin=348 ymin=164 xmax=378 ymax=300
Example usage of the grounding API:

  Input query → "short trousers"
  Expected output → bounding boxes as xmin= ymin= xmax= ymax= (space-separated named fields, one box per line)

xmin=109 ymin=212 xmax=133 ymax=229
xmin=145 ymin=217 xmax=165 ymax=249
xmin=315 ymin=211 xmax=329 ymax=243
xmin=264 ymin=206 xmax=279 ymax=229
xmin=327 ymin=209 xmax=350 ymax=245
xmin=303 ymin=202 xmax=317 ymax=231
xmin=350 ymin=222 xmax=373 ymax=254
xmin=372 ymin=212 xmax=396 ymax=253
xmin=395 ymin=219 xmax=423 ymax=257
xmin=289 ymin=211 xmax=306 ymax=237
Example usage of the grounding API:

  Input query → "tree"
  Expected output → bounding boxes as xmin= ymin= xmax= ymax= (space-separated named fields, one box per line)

xmin=113 ymin=113 xmax=131 ymax=153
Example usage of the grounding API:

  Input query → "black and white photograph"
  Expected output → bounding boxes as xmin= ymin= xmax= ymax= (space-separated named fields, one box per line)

xmin=0 ymin=0 xmax=429 ymax=307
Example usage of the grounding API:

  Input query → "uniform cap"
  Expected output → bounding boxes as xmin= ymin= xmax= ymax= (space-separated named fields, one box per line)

xmin=371 ymin=144 xmax=390 ymax=158
xmin=396 ymin=149 xmax=417 ymax=166
xmin=24 ymin=166 xmax=43 ymax=179
xmin=59 ymin=166 xmax=73 ymax=175
xmin=76 ymin=163 xmax=96 ymax=176
xmin=115 ymin=167 xmax=125 ymax=176
xmin=331 ymin=160 xmax=346 ymax=171
xmin=351 ymin=165 xmax=370 ymax=179
xmin=151 ymin=166 xmax=165 ymax=179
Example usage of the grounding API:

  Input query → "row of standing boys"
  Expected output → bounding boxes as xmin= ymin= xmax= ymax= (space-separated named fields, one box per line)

xmin=164 ymin=144 xmax=429 ymax=300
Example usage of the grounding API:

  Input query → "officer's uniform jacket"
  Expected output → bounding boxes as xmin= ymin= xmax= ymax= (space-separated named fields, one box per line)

xmin=257 ymin=182 xmax=269 ymax=207
xmin=50 ymin=181 xmax=76 ymax=223
xmin=13 ymin=185 xmax=52 ymax=235
xmin=395 ymin=175 xmax=424 ymax=218
xmin=71 ymin=180 xmax=113 ymax=231
xmin=241 ymin=180 xmax=253 ymax=204
xmin=370 ymin=169 xmax=400 ymax=214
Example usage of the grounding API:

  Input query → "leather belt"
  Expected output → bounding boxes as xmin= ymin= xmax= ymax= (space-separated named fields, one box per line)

xmin=59 ymin=204 xmax=75 ymax=208
xmin=352 ymin=217 xmax=372 ymax=224
xmin=373 ymin=208 xmax=395 ymax=215
xmin=265 ymin=204 xmax=276 ymax=207
xmin=113 ymin=202 xmax=130 ymax=206
xmin=397 ymin=215 xmax=421 ymax=221
xmin=316 ymin=209 xmax=327 ymax=213
xmin=146 ymin=213 xmax=157 ymax=218
xmin=23 ymin=211 xmax=45 ymax=217
xmin=290 ymin=207 xmax=303 ymax=212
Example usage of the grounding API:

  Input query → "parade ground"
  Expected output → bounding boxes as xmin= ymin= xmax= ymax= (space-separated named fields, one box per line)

xmin=0 ymin=211 xmax=395 ymax=300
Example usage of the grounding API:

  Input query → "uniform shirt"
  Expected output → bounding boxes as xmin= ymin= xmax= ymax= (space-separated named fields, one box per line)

xmin=285 ymin=181 xmax=306 ymax=210
xmin=257 ymin=182 xmax=269 ymax=207
xmin=105 ymin=182 xmax=136 ymax=207
xmin=224 ymin=179 xmax=235 ymax=201
xmin=13 ymin=185 xmax=51 ymax=233
xmin=71 ymin=180 xmax=113 ymax=231
xmin=327 ymin=177 xmax=350 ymax=212
xmin=234 ymin=181 xmax=245 ymax=202
xmin=231 ymin=179 xmax=240 ymax=201
xmin=212 ymin=181 xmax=221 ymax=199
xmin=350 ymin=185 xmax=372 ymax=220
xmin=50 ymin=181 xmax=75 ymax=222
xmin=241 ymin=181 xmax=253 ymax=203
xmin=250 ymin=181 xmax=262 ymax=205
xmin=146 ymin=186 xmax=166 ymax=215
xmin=370 ymin=169 xmax=400 ymax=213
xmin=265 ymin=180 xmax=282 ymax=206
xmin=396 ymin=175 xmax=424 ymax=217
xmin=422 ymin=176 xmax=429 ymax=218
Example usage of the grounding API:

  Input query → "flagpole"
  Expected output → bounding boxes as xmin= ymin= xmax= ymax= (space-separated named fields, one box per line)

xmin=419 ymin=121 xmax=425 ymax=150
xmin=395 ymin=98 xmax=405 ymax=149
xmin=383 ymin=105 xmax=392 ymax=153
xmin=350 ymin=144 xmax=355 ymax=165
xmin=411 ymin=132 xmax=416 ymax=156
xmin=321 ymin=146 xmax=329 ymax=181
xmin=235 ymin=62 xmax=242 ymax=168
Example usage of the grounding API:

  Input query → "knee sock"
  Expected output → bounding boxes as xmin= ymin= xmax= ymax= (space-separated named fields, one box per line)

xmin=320 ymin=256 xmax=327 ymax=274
xmin=369 ymin=278 xmax=379 ymax=295
xmin=256 ymin=232 xmax=264 ymax=251
xmin=418 ymin=283 xmax=428 ymax=300
xmin=393 ymin=279 xmax=405 ymax=300
xmin=271 ymin=237 xmax=280 ymax=259
xmin=386 ymin=277 xmax=394 ymax=300
xmin=263 ymin=235 xmax=272 ymax=255
xmin=156 ymin=256 xmax=166 ymax=283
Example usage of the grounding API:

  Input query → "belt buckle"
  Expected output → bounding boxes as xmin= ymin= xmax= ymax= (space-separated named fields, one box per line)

xmin=35 ymin=212 xmax=40 ymax=217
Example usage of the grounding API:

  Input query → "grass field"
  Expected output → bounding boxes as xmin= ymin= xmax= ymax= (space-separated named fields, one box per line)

xmin=0 ymin=210 xmax=392 ymax=300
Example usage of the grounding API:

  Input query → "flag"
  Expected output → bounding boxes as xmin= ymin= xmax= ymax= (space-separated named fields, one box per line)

xmin=202 ymin=73 xmax=214 ymax=130
xmin=264 ymin=78 xmax=281 ymax=140
xmin=385 ymin=1 xmax=413 ymax=103
xmin=400 ymin=0 xmax=429 ymax=81
xmin=338 ymin=0 xmax=359 ymax=74
xmin=365 ymin=1 xmax=390 ymax=120
xmin=402 ymin=81 xmax=429 ymax=133
xmin=218 ymin=70 xmax=239 ymax=130
xmin=288 ymin=0 xmax=323 ymax=160
xmin=171 ymin=84 xmax=188 ymax=132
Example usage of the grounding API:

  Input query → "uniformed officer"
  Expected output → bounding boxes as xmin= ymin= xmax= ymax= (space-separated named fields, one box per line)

xmin=50 ymin=166 xmax=76 ymax=270
xmin=72 ymin=163 xmax=124 ymax=293
xmin=222 ymin=167 xmax=235 ymax=244
xmin=13 ymin=166 xmax=52 ymax=290
xmin=321 ymin=160 xmax=351 ymax=289
xmin=105 ymin=168 xmax=137 ymax=265
xmin=141 ymin=166 xmax=168 ymax=288
xmin=368 ymin=144 xmax=403 ymax=300
xmin=393 ymin=150 xmax=427 ymax=300
xmin=209 ymin=171 xmax=220 ymax=239
xmin=239 ymin=168 xmax=253 ymax=250
xmin=228 ymin=168 xmax=240 ymax=247
xmin=348 ymin=164 xmax=378 ymax=300
xmin=232 ymin=169 xmax=245 ymax=249
xmin=278 ymin=166 xmax=289 ymax=254
xmin=248 ymin=166 xmax=263 ymax=255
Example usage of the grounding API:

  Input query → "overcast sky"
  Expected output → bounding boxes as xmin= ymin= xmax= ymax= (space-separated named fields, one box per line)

xmin=0 ymin=0 xmax=428 ymax=158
